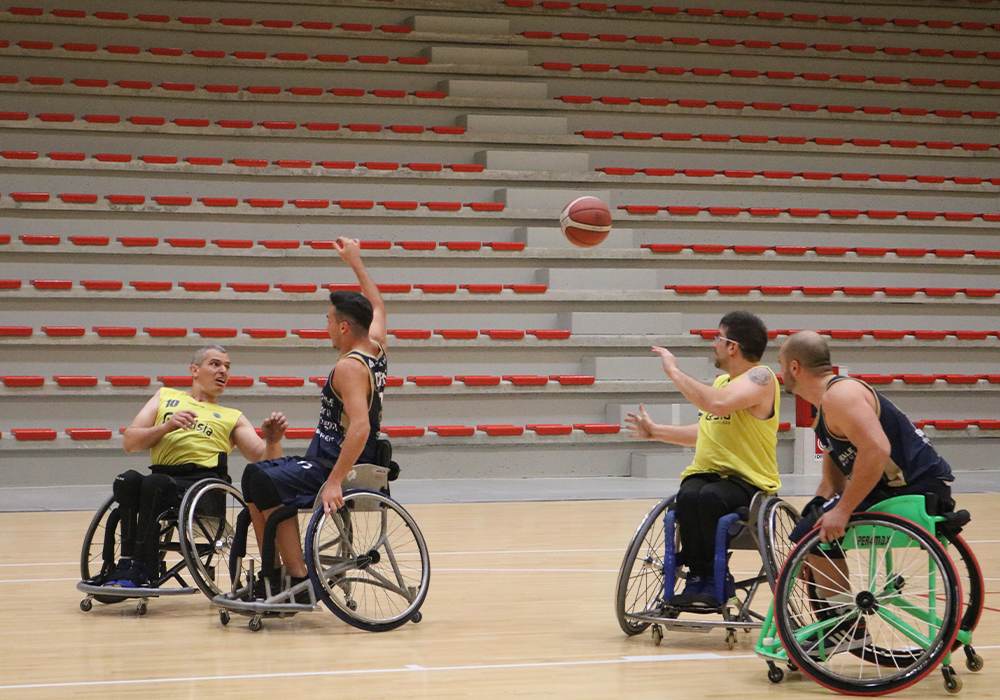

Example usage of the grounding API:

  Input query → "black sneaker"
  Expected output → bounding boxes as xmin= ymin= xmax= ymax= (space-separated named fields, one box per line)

xmin=804 ymin=616 xmax=871 ymax=660
xmin=104 ymin=560 xmax=148 ymax=588
xmin=253 ymin=571 xmax=282 ymax=600
xmin=288 ymin=575 xmax=312 ymax=605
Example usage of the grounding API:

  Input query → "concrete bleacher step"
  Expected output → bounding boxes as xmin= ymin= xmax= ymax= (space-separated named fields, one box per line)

xmin=425 ymin=46 xmax=529 ymax=65
xmin=408 ymin=15 xmax=511 ymax=35
xmin=514 ymin=226 xmax=634 ymax=248
xmin=440 ymin=79 xmax=547 ymax=99
xmin=605 ymin=403 xmax=699 ymax=426
xmin=536 ymin=267 xmax=658 ymax=290
xmin=459 ymin=114 xmax=568 ymax=135
xmin=559 ymin=311 xmax=682 ymax=335
xmin=477 ymin=149 xmax=589 ymax=171
xmin=583 ymin=356 xmax=711 ymax=382
xmin=629 ymin=450 xmax=696 ymax=479
xmin=500 ymin=188 xmax=611 ymax=210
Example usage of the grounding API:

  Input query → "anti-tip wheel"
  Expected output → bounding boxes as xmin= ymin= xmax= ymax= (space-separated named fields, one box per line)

xmin=725 ymin=629 xmax=737 ymax=650
xmin=411 ymin=611 xmax=422 ymax=623
xmin=80 ymin=598 xmax=93 ymax=612
xmin=219 ymin=610 xmax=230 ymax=626
xmin=249 ymin=617 xmax=263 ymax=632
xmin=651 ymin=625 xmax=663 ymax=646
xmin=136 ymin=601 xmax=147 ymax=616
xmin=767 ymin=663 xmax=784 ymax=684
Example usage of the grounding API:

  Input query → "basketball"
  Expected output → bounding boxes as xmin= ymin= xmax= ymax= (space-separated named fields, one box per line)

xmin=560 ymin=196 xmax=612 ymax=248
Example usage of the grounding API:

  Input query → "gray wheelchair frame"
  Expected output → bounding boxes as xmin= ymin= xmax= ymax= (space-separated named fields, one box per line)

xmin=615 ymin=491 xmax=800 ymax=649
xmin=211 ymin=463 xmax=430 ymax=632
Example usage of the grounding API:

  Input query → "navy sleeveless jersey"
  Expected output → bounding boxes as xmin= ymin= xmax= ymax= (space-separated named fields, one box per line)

xmin=814 ymin=376 xmax=953 ymax=487
xmin=306 ymin=345 xmax=387 ymax=466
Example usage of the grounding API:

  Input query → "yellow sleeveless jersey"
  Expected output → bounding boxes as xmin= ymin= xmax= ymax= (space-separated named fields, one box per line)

xmin=149 ymin=387 xmax=242 ymax=468
xmin=680 ymin=367 xmax=781 ymax=493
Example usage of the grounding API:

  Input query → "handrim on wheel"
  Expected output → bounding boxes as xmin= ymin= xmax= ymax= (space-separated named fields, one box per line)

xmin=757 ymin=496 xmax=801 ymax=592
xmin=305 ymin=489 xmax=429 ymax=632
xmin=178 ymin=479 xmax=260 ymax=600
xmin=614 ymin=497 xmax=673 ymax=635
xmin=774 ymin=513 xmax=961 ymax=696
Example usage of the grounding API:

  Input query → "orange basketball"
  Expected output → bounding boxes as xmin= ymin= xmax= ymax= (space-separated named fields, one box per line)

xmin=560 ymin=196 xmax=612 ymax=248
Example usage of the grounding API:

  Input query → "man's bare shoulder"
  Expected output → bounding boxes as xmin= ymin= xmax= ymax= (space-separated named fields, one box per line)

xmin=823 ymin=378 xmax=873 ymax=413
xmin=745 ymin=366 xmax=774 ymax=387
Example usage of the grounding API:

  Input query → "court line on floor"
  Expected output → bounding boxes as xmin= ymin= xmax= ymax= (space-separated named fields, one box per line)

xmin=0 ymin=652 xmax=757 ymax=691
xmin=7 ymin=647 xmax=1000 ymax=692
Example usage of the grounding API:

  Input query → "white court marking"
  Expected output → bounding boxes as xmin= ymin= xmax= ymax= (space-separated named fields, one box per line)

xmin=0 ymin=652 xmax=757 ymax=691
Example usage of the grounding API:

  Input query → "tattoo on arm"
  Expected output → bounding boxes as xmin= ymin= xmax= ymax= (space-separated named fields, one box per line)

xmin=747 ymin=366 xmax=771 ymax=386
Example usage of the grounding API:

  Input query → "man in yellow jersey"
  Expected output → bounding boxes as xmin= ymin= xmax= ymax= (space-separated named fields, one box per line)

xmin=100 ymin=345 xmax=288 ymax=588
xmin=626 ymin=311 xmax=780 ymax=607
xmin=240 ymin=238 xmax=387 ymax=600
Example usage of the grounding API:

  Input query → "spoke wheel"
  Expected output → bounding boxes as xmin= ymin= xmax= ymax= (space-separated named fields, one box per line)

xmin=178 ymin=479 xmax=260 ymax=600
xmin=305 ymin=490 xmax=429 ymax=632
xmin=775 ymin=513 xmax=961 ymax=696
xmin=615 ymin=498 xmax=677 ymax=635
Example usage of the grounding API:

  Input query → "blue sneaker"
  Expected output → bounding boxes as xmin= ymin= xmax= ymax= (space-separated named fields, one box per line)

xmin=105 ymin=560 xmax=148 ymax=588
xmin=670 ymin=574 xmax=717 ymax=608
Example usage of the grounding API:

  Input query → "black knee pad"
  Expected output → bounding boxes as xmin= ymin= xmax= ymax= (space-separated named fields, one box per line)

xmin=243 ymin=466 xmax=282 ymax=510
xmin=113 ymin=469 xmax=145 ymax=509
xmin=241 ymin=463 xmax=260 ymax=500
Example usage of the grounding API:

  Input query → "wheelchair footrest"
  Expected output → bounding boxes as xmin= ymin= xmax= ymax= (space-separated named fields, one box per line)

xmin=212 ymin=591 xmax=316 ymax=615
xmin=627 ymin=610 xmax=762 ymax=632
xmin=77 ymin=581 xmax=197 ymax=598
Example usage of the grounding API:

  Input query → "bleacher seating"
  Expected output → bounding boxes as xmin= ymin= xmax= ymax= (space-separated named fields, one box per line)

xmin=2 ymin=0 xmax=998 ymax=494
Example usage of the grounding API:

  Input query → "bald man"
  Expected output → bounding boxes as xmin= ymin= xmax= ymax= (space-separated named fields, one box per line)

xmin=779 ymin=331 xmax=954 ymax=544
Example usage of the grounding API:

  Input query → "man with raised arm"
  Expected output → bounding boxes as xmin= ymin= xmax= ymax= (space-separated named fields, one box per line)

xmin=626 ymin=311 xmax=780 ymax=607
xmin=241 ymin=237 xmax=388 ymax=599
xmin=102 ymin=345 xmax=287 ymax=588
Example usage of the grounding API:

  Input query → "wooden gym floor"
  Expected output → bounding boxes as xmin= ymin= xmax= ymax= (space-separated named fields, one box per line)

xmin=1 ymin=494 xmax=997 ymax=699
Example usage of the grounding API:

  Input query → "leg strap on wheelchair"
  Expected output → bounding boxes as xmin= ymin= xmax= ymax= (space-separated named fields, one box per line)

xmin=261 ymin=505 xmax=299 ymax=578
xmin=713 ymin=512 xmax=743 ymax=604
xmin=662 ymin=508 xmax=677 ymax=602
xmin=229 ymin=507 xmax=252 ymax=581
xmin=100 ymin=507 xmax=122 ymax=578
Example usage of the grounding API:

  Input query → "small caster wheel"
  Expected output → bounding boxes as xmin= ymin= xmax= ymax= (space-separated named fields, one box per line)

xmin=80 ymin=598 xmax=93 ymax=612
xmin=725 ymin=629 xmax=737 ymax=650
xmin=786 ymin=661 xmax=798 ymax=672
xmin=411 ymin=611 xmax=422 ymax=624
xmin=219 ymin=610 xmax=230 ymax=626
xmin=965 ymin=648 xmax=984 ymax=672
xmin=651 ymin=624 xmax=663 ymax=646
xmin=942 ymin=666 xmax=962 ymax=694
xmin=136 ymin=601 xmax=147 ymax=616
xmin=767 ymin=662 xmax=784 ymax=684
xmin=346 ymin=599 xmax=358 ymax=611
xmin=249 ymin=616 xmax=263 ymax=632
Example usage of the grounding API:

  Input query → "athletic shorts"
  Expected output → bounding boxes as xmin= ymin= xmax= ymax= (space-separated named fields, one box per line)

xmin=789 ymin=476 xmax=953 ymax=545
xmin=255 ymin=456 xmax=334 ymax=509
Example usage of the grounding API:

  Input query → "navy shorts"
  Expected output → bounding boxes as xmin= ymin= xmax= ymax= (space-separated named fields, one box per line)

xmin=254 ymin=456 xmax=333 ymax=509
xmin=789 ymin=477 xmax=953 ymax=545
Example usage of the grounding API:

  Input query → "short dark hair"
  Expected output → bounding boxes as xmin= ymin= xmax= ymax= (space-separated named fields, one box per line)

xmin=329 ymin=291 xmax=373 ymax=332
xmin=783 ymin=331 xmax=833 ymax=376
xmin=192 ymin=344 xmax=227 ymax=366
xmin=719 ymin=311 xmax=768 ymax=362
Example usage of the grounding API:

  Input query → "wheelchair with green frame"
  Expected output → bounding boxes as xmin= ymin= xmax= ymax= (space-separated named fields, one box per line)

xmin=209 ymin=446 xmax=430 ymax=633
xmin=755 ymin=494 xmax=984 ymax=695
xmin=615 ymin=490 xmax=801 ymax=648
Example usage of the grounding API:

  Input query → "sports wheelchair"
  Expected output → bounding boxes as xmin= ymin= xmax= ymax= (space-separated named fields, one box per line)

xmin=77 ymin=457 xmax=251 ymax=615
xmin=756 ymin=495 xmax=984 ymax=695
xmin=616 ymin=491 xmax=801 ymax=648
xmin=211 ymin=445 xmax=430 ymax=633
